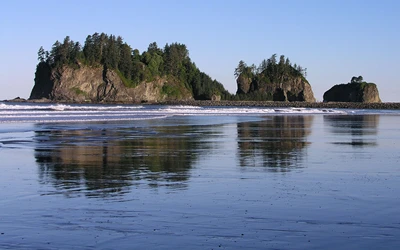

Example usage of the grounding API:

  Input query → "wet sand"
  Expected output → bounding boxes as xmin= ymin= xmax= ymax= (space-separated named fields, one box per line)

xmin=1 ymin=114 xmax=400 ymax=249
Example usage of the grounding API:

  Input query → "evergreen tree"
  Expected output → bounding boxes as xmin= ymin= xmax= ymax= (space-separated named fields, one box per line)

xmin=37 ymin=46 xmax=45 ymax=62
xmin=118 ymin=43 xmax=133 ymax=80
xmin=234 ymin=60 xmax=247 ymax=78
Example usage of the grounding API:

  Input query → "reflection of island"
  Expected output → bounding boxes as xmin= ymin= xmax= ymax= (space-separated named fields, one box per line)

xmin=237 ymin=116 xmax=313 ymax=172
xmin=34 ymin=125 xmax=211 ymax=198
xmin=323 ymin=115 xmax=379 ymax=147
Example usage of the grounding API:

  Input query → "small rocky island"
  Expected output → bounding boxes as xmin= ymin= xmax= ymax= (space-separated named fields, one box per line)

xmin=234 ymin=55 xmax=315 ymax=102
xmin=323 ymin=76 xmax=381 ymax=103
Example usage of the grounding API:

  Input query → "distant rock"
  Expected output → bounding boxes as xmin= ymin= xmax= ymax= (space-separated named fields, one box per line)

xmin=323 ymin=80 xmax=381 ymax=103
xmin=236 ymin=74 xmax=252 ymax=95
xmin=211 ymin=94 xmax=221 ymax=101
xmin=29 ymin=63 xmax=194 ymax=103
xmin=6 ymin=97 xmax=27 ymax=102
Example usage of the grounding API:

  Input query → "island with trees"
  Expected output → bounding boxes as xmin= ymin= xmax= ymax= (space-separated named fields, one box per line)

xmin=233 ymin=55 xmax=315 ymax=102
xmin=31 ymin=33 xmax=231 ymax=103
xmin=323 ymin=76 xmax=381 ymax=103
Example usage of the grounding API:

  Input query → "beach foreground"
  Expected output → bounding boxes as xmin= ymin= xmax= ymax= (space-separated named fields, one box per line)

xmin=0 ymin=103 xmax=399 ymax=249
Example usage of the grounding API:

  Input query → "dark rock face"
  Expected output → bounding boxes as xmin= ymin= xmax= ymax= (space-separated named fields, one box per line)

xmin=323 ymin=83 xmax=381 ymax=103
xmin=30 ymin=63 xmax=194 ymax=103
xmin=236 ymin=74 xmax=315 ymax=102
xmin=236 ymin=74 xmax=252 ymax=95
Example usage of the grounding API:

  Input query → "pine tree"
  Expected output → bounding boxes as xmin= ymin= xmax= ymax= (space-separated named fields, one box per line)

xmin=37 ymin=46 xmax=45 ymax=62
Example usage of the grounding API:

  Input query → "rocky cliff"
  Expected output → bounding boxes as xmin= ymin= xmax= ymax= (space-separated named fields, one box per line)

xmin=323 ymin=82 xmax=381 ymax=103
xmin=30 ymin=63 xmax=194 ymax=103
xmin=236 ymin=74 xmax=315 ymax=102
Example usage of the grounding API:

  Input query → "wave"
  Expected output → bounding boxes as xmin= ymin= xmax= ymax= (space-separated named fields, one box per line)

xmin=0 ymin=103 xmax=144 ymax=111
xmin=0 ymin=103 xmax=354 ymax=124
xmin=161 ymin=107 xmax=347 ymax=115
xmin=0 ymin=115 xmax=168 ymax=124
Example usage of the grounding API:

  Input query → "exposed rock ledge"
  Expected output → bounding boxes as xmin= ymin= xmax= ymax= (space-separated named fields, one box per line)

xmin=29 ymin=63 xmax=194 ymax=103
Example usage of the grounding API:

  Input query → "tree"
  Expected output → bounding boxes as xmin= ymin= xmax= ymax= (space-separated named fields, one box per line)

xmin=164 ymin=43 xmax=188 ymax=77
xmin=234 ymin=60 xmax=247 ymax=78
xmin=103 ymin=35 xmax=120 ymax=69
xmin=258 ymin=59 xmax=268 ymax=73
xmin=71 ymin=42 xmax=82 ymax=63
xmin=285 ymin=57 xmax=291 ymax=66
xmin=279 ymin=55 xmax=285 ymax=65
xmin=50 ymin=40 xmax=62 ymax=67
xmin=38 ymin=46 xmax=45 ymax=62
xmin=118 ymin=43 xmax=133 ymax=80
xmin=351 ymin=75 xmax=363 ymax=83
xmin=83 ymin=35 xmax=95 ymax=65
xmin=269 ymin=54 xmax=277 ymax=65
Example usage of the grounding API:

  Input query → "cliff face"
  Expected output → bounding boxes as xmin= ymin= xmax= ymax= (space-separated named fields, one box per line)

xmin=30 ymin=63 xmax=194 ymax=103
xmin=236 ymin=74 xmax=315 ymax=102
xmin=323 ymin=82 xmax=381 ymax=103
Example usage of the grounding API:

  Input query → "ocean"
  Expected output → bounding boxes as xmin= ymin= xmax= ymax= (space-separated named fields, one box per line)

xmin=1 ymin=102 xmax=399 ymax=249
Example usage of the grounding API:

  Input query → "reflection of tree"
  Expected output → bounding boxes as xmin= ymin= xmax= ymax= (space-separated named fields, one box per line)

xmin=237 ymin=116 xmax=313 ymax=172
xmin=35 ymin=125 xmax=211 ymax=198
xmin=323 ymin=115 xmax=379 ymax=147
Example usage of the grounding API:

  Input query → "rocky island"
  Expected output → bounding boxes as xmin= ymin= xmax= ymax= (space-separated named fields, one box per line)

xmin=323 ymin=76 xmax=381 ymax=103
xmin=30 ymin=33 xmax=230 ymax=103
xmin=234 ymin=55 xmax=315 ymax=102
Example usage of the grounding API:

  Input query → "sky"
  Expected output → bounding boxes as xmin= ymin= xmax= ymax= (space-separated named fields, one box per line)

xmin=1 ymin=0 xmax=399 ymax=102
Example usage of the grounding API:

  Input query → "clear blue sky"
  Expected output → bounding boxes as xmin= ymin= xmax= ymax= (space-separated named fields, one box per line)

xmin=1 ymin=0 xmax=399 ymax=101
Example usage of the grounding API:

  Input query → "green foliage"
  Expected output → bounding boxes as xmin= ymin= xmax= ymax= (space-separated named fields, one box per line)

xmin=37 ymin=46 xmax=45 ymax=62
xmin=70 ymin=87 xmax=87 ymax=96
xmin=161 ymin=84 xmax=181 ymax=98
xmin=116 ymin=69 xmax=136 ymax=88
xmin=347 ymin=76 xmax=375 ymax=90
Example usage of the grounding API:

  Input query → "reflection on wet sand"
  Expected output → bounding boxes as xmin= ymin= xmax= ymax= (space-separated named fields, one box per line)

xmin=34 ymin=125 xmax=215 ymax=198
xmin=324 ymin=115 xmax=379 ymax=147
xmin=237 ymin=116 xmax=314 ymax=172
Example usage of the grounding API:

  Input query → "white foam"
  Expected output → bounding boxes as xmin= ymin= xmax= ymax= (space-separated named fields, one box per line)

xmin=0 ymin=115 xmax=168 ymax=124
xmin=0 ymin=103 xmax=351 ymax=123
xmin=0 ymin=103 xmax=144 ymax=111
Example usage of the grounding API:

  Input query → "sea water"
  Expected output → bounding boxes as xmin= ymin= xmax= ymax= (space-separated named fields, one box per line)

xmin=0 ymin=102 xmax=399 ymax=249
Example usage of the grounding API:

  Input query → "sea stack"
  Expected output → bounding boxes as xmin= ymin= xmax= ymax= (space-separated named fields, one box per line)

xmin=323 ymin=76 xmax=381 ymax=103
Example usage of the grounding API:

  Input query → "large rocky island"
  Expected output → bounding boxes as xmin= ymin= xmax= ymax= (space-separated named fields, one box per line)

xmin=30 ymin=33 xmax=230 ymax=103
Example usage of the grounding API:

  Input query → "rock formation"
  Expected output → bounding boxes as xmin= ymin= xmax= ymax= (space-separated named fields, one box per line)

xmin=236 ymin=74 xmax=315 ymax=102
xmin=30 ymin=63 xmax=194 ymax=103
xmin=323 ymin=82 xmax=381 ymax=103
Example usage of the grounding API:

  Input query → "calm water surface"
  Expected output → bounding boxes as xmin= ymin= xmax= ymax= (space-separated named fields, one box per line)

xmin=0 ymin=104 xmax=400 ymax=249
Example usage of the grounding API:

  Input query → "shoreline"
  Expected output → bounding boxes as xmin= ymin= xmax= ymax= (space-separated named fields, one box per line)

xmin=3 ymin=98 xmax=400 ymax=110
xmin=158 ymin=100 xmax=400 ymax=110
